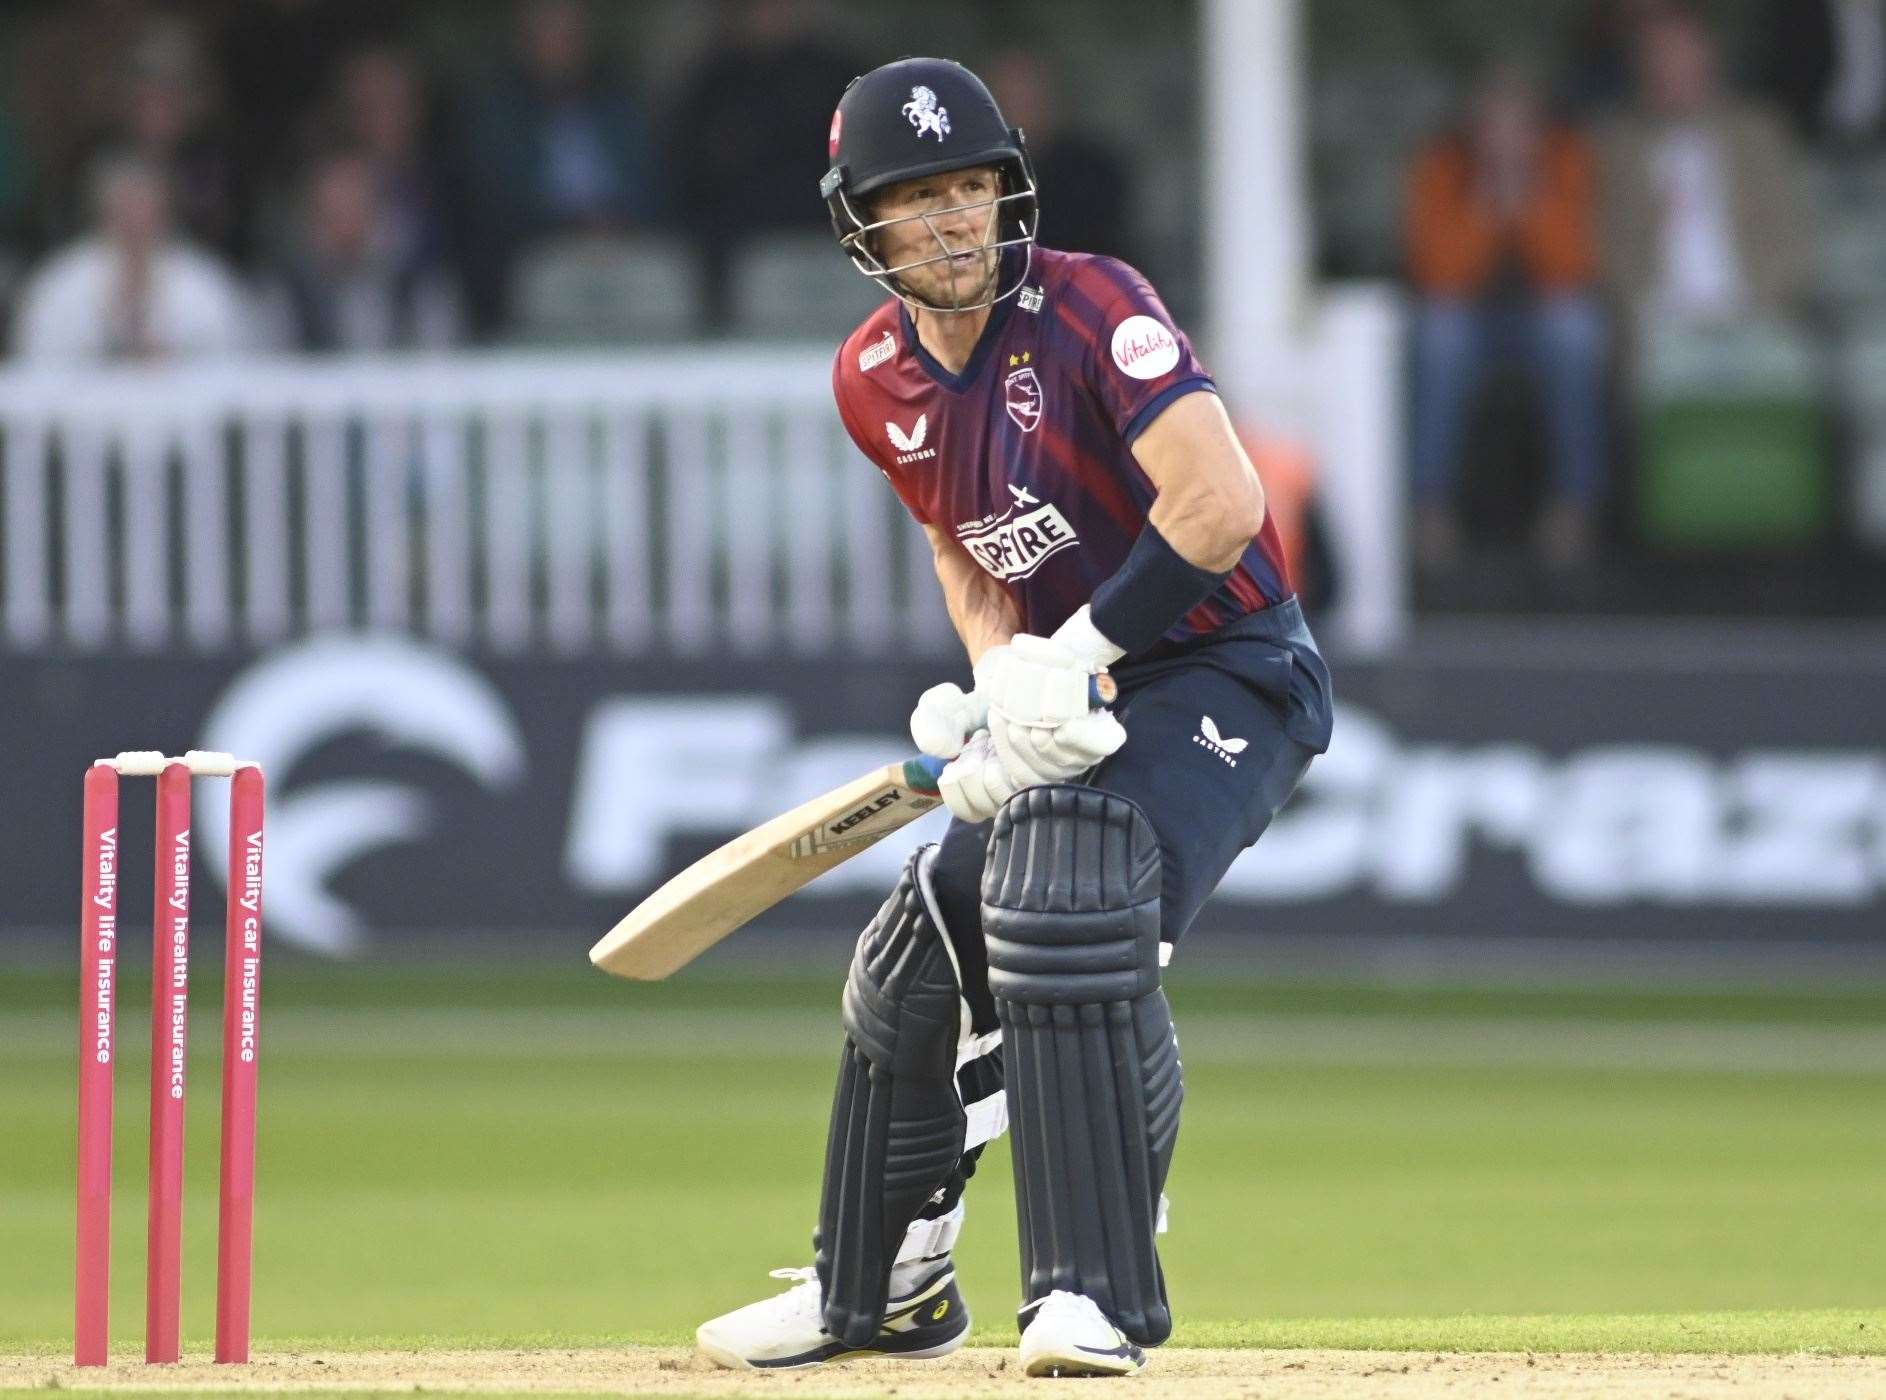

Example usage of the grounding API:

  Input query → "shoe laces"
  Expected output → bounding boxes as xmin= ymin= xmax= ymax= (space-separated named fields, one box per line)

xmin=766 ymin=1266 xmax=824 ymax=1323
xmin=1018 ymin=1290 xmax=1097 ymax=1325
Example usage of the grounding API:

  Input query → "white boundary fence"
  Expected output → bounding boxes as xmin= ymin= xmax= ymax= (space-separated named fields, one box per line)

xmin=0 ymin=350 xmax=957 ymax=657
xmin=0 ymin=314 xmax=1402 ymax=658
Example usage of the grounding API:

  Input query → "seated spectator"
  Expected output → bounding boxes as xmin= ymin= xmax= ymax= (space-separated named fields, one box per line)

xmin=1406 ymin=63 xmax=1608 ymax=572
xmin=258 ymin=149 xmax=463 ymax=353
xmin=332 ymin=45 xmax=455 ymax=278
xmin=985 ymin=50 xmax=1138 ymax=266
xmin=12 ymin=153 xmax=246 ymax=361
xmin=217 ymin=0 xmax=398 ymax=216
xmin=668 ymin=0 xmax=861 ymax=325
xmin=1595 ymin=6 xmax=1811 ymax=331
xmin=110 ymin=19 xmax=239 ymax=255
xmin=1758 ymin=0 xmax=1886 ymax=146
xmin=456 ymin=0 xmax=663 ymax=334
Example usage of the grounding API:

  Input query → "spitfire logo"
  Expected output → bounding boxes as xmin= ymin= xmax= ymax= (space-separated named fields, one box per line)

xmin=859 ymin=329 xmax=895 ymax=371
xmin=887 ymin=414 xmax=935 ymax=464
xmin=956 ymin=486 xmax=1079 ymax=581
xmin=902 ymin=86 xmax=950 ymax=141
xmin=1004 ymin=367 xmax=1042 ymax=432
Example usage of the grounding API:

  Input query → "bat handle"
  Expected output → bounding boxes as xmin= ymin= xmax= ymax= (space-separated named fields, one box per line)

xmin=905 ymin=673 xmax=1118 ymax=795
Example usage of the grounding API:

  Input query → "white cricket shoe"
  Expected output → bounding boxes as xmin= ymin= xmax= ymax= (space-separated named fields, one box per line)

xmin=1018 ymin=1291 xmax=1147 ymax=1378
xmin=695 ymin=1260 xmax=968 ymax=1371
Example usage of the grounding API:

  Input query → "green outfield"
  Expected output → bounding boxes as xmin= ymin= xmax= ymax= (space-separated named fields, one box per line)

xmin=3 ymin=960 xmax=1884 ymax=1362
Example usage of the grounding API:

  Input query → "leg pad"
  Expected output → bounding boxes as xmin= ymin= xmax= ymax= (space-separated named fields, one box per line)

xmin=983 ymin=786 xmax=1182 ymax=1347
xmin=815 ymin=850 xmax=966 ymax=1347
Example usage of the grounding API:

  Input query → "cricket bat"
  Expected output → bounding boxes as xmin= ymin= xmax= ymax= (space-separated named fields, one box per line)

xmin=588 ymin=753 xmax=949 ymax=979
xmin=589 ymin=676 xmax=1117 ymax=981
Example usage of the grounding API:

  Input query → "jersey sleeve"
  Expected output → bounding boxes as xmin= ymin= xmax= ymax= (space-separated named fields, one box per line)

xmin=1073 ymin=258 xmax=1216 ymax=446
xmin=832 ymin=347 xmax=933 ymax=526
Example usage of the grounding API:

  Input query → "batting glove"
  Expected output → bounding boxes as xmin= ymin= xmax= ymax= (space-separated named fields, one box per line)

xmin=991 ymin=707 xmax=1127 ymax=785
xmin=937 ymin=730 xmax=1018 ymax=823
xmin=909 ymin=646 xmax=1008 ymax=760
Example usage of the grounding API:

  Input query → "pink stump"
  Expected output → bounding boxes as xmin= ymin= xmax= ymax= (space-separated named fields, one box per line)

xmin=77 ymin=765 xmax=120 ymax=1367
xmin=215 ymin=765 xmax=264 ymax=1364
xmin=145 ymin=763 xmax=192 ymax=1365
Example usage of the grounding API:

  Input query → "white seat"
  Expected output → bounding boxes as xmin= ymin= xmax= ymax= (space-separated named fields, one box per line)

xmin=728 ymin=232 xmax=892 ymax=341
xmin=512 ymin=233 xmax=700 ymax=345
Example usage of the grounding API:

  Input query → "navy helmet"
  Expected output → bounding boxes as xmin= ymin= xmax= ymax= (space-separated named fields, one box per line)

xmin=820 ymin=57 xmax=1038 ymax=312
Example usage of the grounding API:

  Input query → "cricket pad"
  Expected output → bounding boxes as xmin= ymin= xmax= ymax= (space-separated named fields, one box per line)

xmin=815 ymin=851 xmax=966 ymax=1347
xmin=982 ymin=784 xmax=1183 ymax=1347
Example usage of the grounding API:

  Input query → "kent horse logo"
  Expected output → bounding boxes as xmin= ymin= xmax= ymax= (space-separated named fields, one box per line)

xmin=1004 ymin=367 xmax=1042 ymax=432
xmin=902 ymin=86 xmax=950 ymax=141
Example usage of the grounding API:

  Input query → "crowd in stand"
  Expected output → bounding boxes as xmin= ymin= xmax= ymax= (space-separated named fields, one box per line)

xmin=1401 ymin=0 xmax=1885 ymax=580
xmin=0 ymin=0 xmax=1139 ymax=360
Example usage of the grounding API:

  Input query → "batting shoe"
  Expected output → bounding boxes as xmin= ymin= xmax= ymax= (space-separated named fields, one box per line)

xmin=695 ymin=1260 xmax=969 ymax=1371
xmin=1018 ymin=1291 xmax=1148 ymax=1378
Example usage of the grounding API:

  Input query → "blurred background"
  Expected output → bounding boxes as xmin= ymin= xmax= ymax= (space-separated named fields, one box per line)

xmin=2 ymin=0 xmax=1883 ymax=1357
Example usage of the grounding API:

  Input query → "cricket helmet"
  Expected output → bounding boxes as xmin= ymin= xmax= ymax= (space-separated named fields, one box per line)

xmin=820 ymin=56 xmax=1038 ymax=312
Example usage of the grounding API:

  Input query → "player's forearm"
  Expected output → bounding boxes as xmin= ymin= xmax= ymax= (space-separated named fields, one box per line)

xmin=932 ymin=538 xmax=1020 ymax=664
xmin=945 ymin=564 xmax=1021 ymax=665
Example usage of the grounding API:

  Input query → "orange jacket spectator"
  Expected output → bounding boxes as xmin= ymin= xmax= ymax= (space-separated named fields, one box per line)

xmin=1407 ymin=128 xmax=1598 ymax=296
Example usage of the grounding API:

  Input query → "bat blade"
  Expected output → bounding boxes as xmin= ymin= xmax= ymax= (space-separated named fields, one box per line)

xmin=588 ymin=756 xmax=945 ymax=980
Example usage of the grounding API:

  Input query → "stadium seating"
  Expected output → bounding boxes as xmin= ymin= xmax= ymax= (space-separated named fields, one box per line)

xmin=1843 ymin=318 xmax=1886 ymax=549
xmin=512 ymin=233 xmax=700 ymax=346
xmin=1634 ymin=320 xmax=1828 ymax=552
xmin=728 ymin=232 xmax=893 ymax=340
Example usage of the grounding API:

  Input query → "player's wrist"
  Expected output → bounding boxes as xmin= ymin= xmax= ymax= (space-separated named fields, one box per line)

xmin=1049 ymin=605 xmax=1126 ymax=672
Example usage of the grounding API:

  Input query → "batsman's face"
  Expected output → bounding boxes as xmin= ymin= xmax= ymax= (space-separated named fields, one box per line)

xmin=868 ymin=165 xmax=1001 ymax=309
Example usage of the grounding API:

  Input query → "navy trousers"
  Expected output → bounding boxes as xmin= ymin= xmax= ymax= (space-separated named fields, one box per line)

xmin=925 ymin=597 xmax=1335 ymax=1031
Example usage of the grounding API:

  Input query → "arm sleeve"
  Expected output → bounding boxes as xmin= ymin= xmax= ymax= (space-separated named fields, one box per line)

xmin=1073 ymin=257 xmax=1216 ymax=447
xmin=831 ymin=347 xmax=933 ymax=526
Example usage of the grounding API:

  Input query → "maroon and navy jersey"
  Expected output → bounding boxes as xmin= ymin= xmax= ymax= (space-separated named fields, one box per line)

xmin=832 ymin=246 xmax=1294 ymax=651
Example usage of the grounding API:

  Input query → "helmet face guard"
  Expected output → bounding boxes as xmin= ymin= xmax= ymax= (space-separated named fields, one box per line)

xmin=820 ymin=58 xmax=1040 ymax=315
xmin=827 ymin=160 xmax=1038 ymax=314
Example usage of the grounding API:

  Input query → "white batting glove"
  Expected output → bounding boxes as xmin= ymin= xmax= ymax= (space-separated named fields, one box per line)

xmin=937 ymin=730 xmax=1018 ymax=823
xmin=981 ymin=633 xmax=1095 ymax=729
xmin=991 ymin=707 xmax=1127 ymax=784
xmin=908 ymin=647 xmax=1008 ymax=760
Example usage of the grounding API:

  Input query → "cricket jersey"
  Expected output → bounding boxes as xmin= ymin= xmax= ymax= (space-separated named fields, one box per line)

xmin=832 ymin=246 xmax=1295 ymax=653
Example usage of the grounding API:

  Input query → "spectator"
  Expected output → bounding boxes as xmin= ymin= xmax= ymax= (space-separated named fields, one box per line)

xmin=258 ymin=149 xmax=463 ymax=353
xmin=668 ymin=0 xmax=860 ymax=324
xmin=15 ymin=0 xmax=149 ymax=244
xmin=110 ymin=19 xmax=238 ymax=254
xmin=1757 ymin=0 xmax=1886 ymax=146
xmin=332 ymin=45 xmax=454 ymax=274
xmin=1406 ymin=63 xmax=1608 ymax=572
xmin=12 ymin=153 xmax=245 ymax=361
xmin=216 ymin=0 xmax=398 ymax=236
xmin=1595 ymin=6 xmax=1811 ymax=330
xmin=984 ymin=50 xmax=1138 ymax=267
xmin=456 ymin=0 xmax=663 ymax=333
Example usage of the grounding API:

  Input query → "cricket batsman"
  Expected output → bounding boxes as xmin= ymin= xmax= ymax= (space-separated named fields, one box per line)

xmin=696 ymin=56 xmax=1333 ymax=1377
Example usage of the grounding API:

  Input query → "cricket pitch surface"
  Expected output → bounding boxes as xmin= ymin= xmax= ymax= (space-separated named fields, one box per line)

xmin=7 ymin=1348 xmax=1886 ymax=1399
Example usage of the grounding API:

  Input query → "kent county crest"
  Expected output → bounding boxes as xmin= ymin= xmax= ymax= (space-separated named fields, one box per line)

xmin=902 ymin=86 xmax=950 ymax=141
xmin=1004 ymin=367 xmax=1042 ymax=432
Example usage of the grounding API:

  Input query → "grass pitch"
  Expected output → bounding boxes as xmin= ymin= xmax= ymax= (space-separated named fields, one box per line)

xmin=2 ymin=960 xmax=1882 ymax=1371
